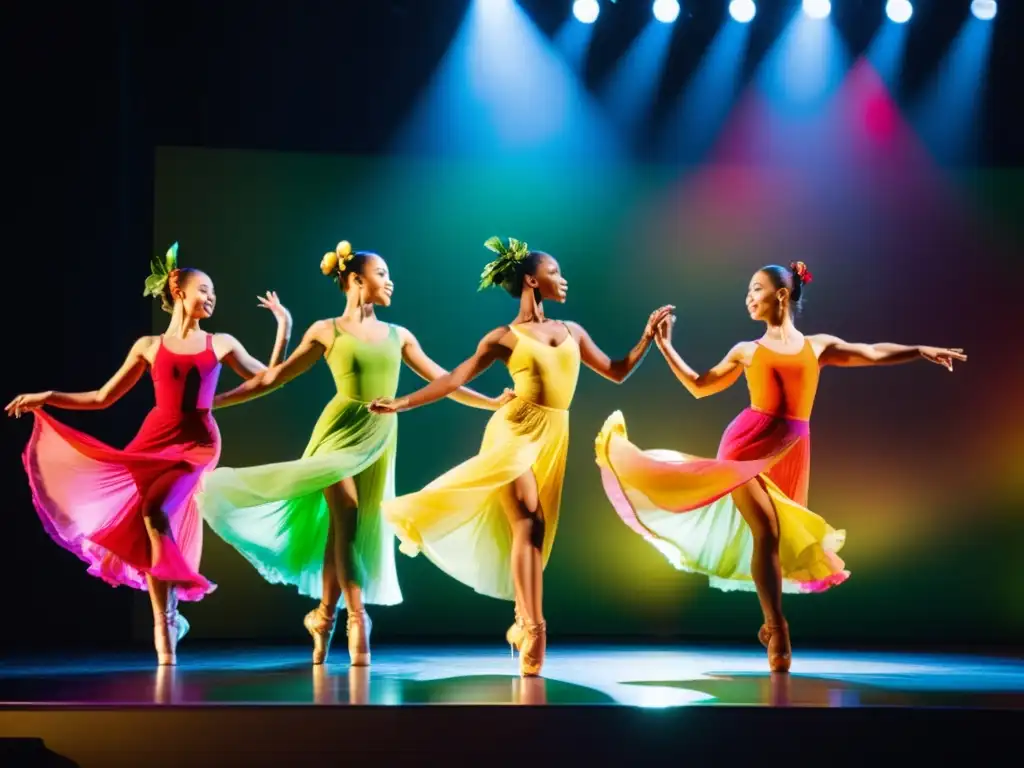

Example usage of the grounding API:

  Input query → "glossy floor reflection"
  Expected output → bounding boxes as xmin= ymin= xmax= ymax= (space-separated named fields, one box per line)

xmin=1 ymin=646 xmax=1022 ymax=708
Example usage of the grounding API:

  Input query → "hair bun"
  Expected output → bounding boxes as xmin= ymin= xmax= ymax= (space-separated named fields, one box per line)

xmin=789 ymin=261 xmax=813 ymax=285
xmin=166 ymin=268 xmax=183 ymax=293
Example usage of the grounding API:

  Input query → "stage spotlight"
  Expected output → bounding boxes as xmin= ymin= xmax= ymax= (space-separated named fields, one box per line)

xmin=572 ymin=0 xmax=600 ymax=24
xmin=652 ymin=0 xmax=680 ymax=24
xmin=885 ymin=0 xmax=912 ymax=23
xmin=971 ymin=0 xmax=997 ymax=21
xmin=729 ymin=0 xmax=756 ymax=23
xmin=802 ymin=0 xmax=831 ymax=19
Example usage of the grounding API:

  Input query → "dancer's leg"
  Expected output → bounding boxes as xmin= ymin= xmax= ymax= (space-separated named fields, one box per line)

xmin=326 ymin=478 xmax=371 ymax=666
xmin=141 ymin=471 xmax=188 ymax=666
xmin=325 ymin=479 xmax=364 ymax=614
xmin=499 ymin=469 xmax=547 ymax=676
xmin=731 ymin=477 xmax=791 ymax=672
xmin=304 ymin=477 xmax=359 ymax=665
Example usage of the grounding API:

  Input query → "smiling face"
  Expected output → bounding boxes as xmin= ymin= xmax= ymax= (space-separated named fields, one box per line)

xmin=342 ymin=253 xmax=394 ymax=307
xmin=521 ymin=252 xmax=568 ymax=304
xmin=174 ymin=270 xmax=216 ymax=319
xmin=745 ymin=270 xmax=782 ymax=321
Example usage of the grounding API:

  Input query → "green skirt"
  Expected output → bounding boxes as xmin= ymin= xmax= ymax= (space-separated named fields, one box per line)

xmin=197 ymin=397 xmax=401 ymax=605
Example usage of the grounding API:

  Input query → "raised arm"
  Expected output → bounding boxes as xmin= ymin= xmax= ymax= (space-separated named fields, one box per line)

xmin=567 ymin=305 xmax=674 ymax=384
xmin=213 ymin=321 xmax=328 ymax=410
xmin=655 ymin=317 xmax=746 ymax=399
xmin=395 ymin=326 xmax=511 ymax=411
xmin=813 ymin=334 xmax=967 ymax=370
xmin=5 ymin=336 xmax=153 ymax=417
xmin=368 ymin=327 xmax=510 ymax=414
xmin=218 ymin=291 xmax=293 ymax=380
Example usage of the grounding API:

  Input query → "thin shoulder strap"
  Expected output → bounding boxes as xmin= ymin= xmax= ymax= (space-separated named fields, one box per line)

xmin=205 ymin=333 xmax=214 ymax=351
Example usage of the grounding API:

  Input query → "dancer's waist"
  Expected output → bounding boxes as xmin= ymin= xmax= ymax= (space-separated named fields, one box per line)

xmin=747 ymin=405 xmax=810 ymax=424
xmin=151 ymin=404 xmax=213 ymax=416
xmin=510 ymin=393 xmax=570 ymax=413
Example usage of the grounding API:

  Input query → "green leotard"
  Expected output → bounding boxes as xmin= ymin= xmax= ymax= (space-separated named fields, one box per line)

xmin=198 ymin=321 xmax=403 ymax=605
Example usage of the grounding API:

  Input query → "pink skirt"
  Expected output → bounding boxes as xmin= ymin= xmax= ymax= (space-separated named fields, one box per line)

xmin=22 ymin=409 xmax=218 ymax=601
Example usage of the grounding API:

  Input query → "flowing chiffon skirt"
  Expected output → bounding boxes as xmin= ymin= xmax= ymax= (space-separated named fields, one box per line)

xmin=382 ymin=398 xmax=569 ymax=601
xmin=197 ymin=398 xmax=402 ymax=606
xmin=22 ymin=409 xmax=218 ymax=601
xmin=596 ymin=408 xmax=848 ymax=594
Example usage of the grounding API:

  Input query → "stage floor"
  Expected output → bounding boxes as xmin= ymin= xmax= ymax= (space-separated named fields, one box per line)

xmin=2 ymin=645 xmax=1022 ymax=766
xmin=1 ymin=644 xmax=1022 ymax=708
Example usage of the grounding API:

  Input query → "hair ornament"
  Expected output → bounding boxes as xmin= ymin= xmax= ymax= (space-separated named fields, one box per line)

xmin=479 ymin=236 xmax=530 ymax=291
xmin=321 ymin=240 xmax=354 ymax=280
xmin=789 ymin=260 xmax=813 ymax=285
xmin=143 ymin=242 xmax=179 ymax=299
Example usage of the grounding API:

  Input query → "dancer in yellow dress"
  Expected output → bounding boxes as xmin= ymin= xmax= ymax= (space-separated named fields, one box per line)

xmin=369 ymin=237 xmax=673 ymax=676
xmin=596 ymin=261 xmax=966 ymax=672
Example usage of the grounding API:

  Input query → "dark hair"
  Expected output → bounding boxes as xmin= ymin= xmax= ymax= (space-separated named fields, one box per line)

xmin=499 ymin=251 xmax=548 ymax=298
xmin=327 ymin=251 xmax=378 ymax=290
xmin=160 ymin=267 xmax=202 ymax=314
xmin=759 ymin=263 xmax=809 ymax=314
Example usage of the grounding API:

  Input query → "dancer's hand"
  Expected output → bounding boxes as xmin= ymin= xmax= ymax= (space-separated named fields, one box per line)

xmin=656 ymin=313 xmax=676 ymax=345
xmin=367 ymin=396 xmax=408 ymax=414
xmin=493 ymin=388 xmax=516 ymax=409
xmin=5 ymin=391 xmax=51 ymax=418
xmin=643 ymin=305 xmax=675 ymax=341
xmin=920 ymin=346 xmax=967 ymax=371
xmin=257 ymin=291 xmax=291 ymax=323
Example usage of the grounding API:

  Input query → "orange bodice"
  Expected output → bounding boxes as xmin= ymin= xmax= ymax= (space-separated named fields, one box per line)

xmin=744 ymin=339 xmax=820 ymax=421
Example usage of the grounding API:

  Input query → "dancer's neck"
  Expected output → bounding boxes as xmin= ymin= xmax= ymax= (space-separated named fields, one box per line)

xmin=513 ymin=292 xmax=546 ymax=325
xmin=164 ymin=305 xmax=202 ymax=339
xmin=763 ymin=315 xmax=799 ymax=343
xmin=341 ymin=294 xmax=376 ymax=323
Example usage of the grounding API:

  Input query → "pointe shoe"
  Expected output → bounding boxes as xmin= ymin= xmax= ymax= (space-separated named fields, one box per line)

xmin=155 ymin=592 xmax=187 ymax=666
xmin=346 ymin=610 xmax=372 ymax=667
xmin=303 ymin=603 xmax=338 ymax=665
xmin=519 ymin=621 xmax=546 ymax=678
xmin=506 ymin=605 xmax=526 ymax=657
xmin=758 ymin=622 xmax=792 ymax=674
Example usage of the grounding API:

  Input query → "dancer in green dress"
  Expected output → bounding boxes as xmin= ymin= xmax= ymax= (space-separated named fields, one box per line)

xmin=199 ymin=241 xmax=511 ymax=665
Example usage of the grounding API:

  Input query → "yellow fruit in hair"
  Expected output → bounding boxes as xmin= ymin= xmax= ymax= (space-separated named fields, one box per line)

xmin=336 ymin=240 xmax=352 ymax=258
xmin=320 ymin=251 xmax=339 ymax=275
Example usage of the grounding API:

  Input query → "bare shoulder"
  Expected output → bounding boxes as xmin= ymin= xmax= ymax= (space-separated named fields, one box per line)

xmin=478 ymin=325 xmax=515 ymax=353
xmin=131 ymin=335 xmax=160 ymax=364
xmin=806 ymin=333 xmax=841 ymax=356
xmin=561 ymin=320 xmax=588 ymax=342
xmin=303 ymin=318 xmax=338 ymax=344
xmin=729 ymin=340 xmax=759 ymax=366
xmin=390 ymin=324 xmax=414 ymax=345
xmin=131 ymin=335 xmax=159 ymax=353
xmin=208 ymin=332 xmax=242 ymax=360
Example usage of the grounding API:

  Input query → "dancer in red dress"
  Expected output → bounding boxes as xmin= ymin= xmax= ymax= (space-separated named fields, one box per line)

xmin=6 ymin=243 xmax=292 ymax=664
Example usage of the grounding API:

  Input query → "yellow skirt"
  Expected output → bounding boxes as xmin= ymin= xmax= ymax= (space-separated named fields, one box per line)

xmin=382 ymin=398 xmax=568 ymax=601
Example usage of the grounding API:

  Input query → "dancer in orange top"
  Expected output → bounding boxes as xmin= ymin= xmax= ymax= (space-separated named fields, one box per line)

xmin=596 ymin=262 xmax=966 ymax=672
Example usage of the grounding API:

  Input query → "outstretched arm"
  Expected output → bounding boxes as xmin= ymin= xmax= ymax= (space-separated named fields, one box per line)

xmin=214 ymin=321 xmax=327 ymax=410
xmin=655 ymin=317 xmax=745 ymax=399
xmin=568 ymin=305 xmax=674 ymax=384
xmin=369 ymin=327 xmax=510 ymax=414
xmin=813 ymin=335 xmax=967 ymax=370
xmin=396 ymin=326 xmax=512 ymax=411
xmin=5 ymin=336 xmax=152 ymax=416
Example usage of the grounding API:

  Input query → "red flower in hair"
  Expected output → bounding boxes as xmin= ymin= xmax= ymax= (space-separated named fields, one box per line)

xmin=789 ymin=261 xmax=813 ymax=285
